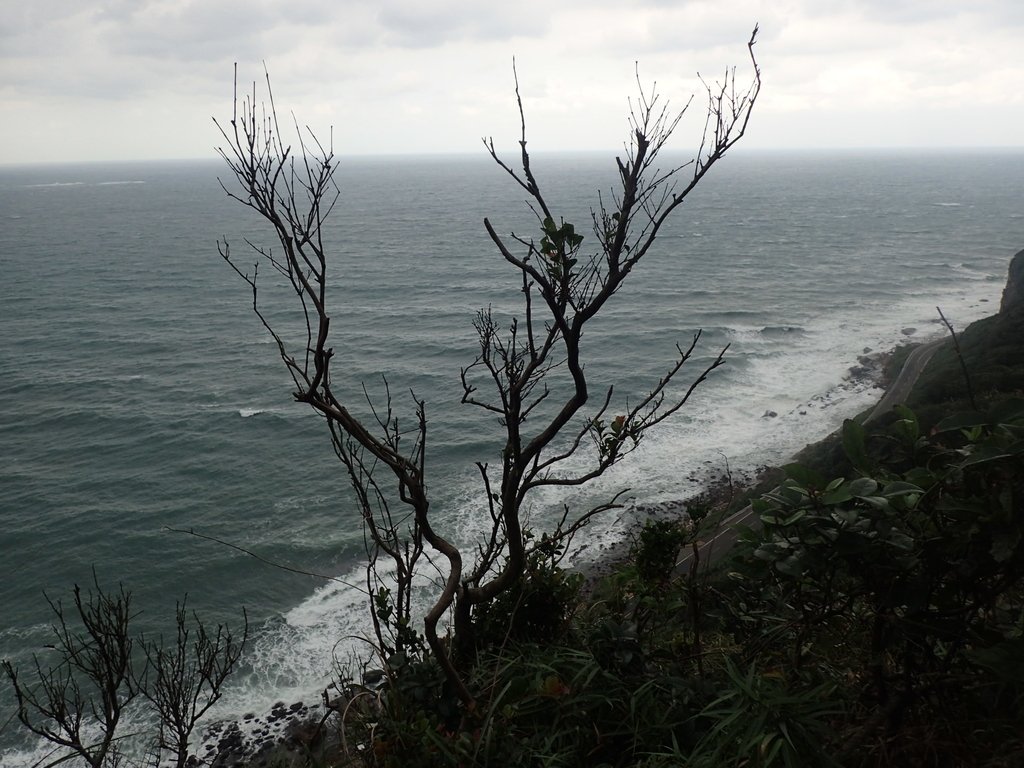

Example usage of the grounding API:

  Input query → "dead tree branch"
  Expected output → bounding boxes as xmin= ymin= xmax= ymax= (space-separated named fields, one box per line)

xmin=215 ymin=28 xmax=760 ymax=706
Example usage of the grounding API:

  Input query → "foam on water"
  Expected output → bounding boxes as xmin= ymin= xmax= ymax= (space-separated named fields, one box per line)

xmin=238 ymin=407 xmax=282 ymax=418
xmin=207 ymin=288 xmax=983 ymax=726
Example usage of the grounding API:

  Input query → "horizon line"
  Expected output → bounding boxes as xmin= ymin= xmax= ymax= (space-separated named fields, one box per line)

xmin=3 ymin=144 xmax=1024 ymax=169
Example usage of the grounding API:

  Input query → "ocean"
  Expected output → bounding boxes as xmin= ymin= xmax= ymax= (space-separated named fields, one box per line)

xmin=1 ymin=149 xmax=1021 ymax=763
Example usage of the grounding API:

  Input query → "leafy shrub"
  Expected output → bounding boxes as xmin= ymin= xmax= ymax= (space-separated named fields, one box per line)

xmin=688 ymin=660 xmax=842 ymax=768
xmin=633 ymin=518 xmax=690 ymax=586
xmin=736 ymin=401 xmax=1024 ymax=735
xmin=473 ymin=539 xmax=583 ymax=650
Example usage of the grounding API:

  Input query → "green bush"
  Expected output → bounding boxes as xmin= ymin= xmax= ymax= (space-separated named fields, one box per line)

xmin=473 ymin=540 xmax=584 ymax=650
xmin=633 ymin=518 xmax=690 ymax=586
xmin=688 ymin=660 xmax=842 ymax=768
xmin=734 ymin=402 xmax=1024 ymax=742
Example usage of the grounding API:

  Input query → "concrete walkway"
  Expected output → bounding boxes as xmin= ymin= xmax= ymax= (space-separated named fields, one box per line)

xmin=864 ymin=338 xmax=946 ymax=424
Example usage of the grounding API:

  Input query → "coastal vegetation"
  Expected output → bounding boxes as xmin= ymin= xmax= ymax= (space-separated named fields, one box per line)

xmin=8 ymin=291 xmax=1022 ymax=766
xmin=211 ymin=29 xmax=760 ymax=713
xmin=325 ymin=257 xmax=1024 ymax=767
xmin=4 ymin=27 xmax=1024 ymax=766
xmin=2 ymin=584 xmax=247 ymax=768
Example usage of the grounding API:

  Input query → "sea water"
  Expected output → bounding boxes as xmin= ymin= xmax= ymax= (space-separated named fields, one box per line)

xmin=1 ymin=149 xmax=1021 ymax=763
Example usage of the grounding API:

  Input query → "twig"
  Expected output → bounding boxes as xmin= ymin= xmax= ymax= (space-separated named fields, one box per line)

xmin=163 ymin=527 xmax=367 ymax=594
xmin=936 ymin=306 xmax=978 ymax=411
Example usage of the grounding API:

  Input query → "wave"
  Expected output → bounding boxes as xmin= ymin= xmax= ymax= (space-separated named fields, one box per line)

xmin=705 ymin=308 xmax=767 ymax=318
xmin=759 ymin=325 xmax=807 ymax=337
xmin=236 ymin=406 xmax=292 ymax=419
xmin=239 ymin=408 xmax=270 ymax=418
xmin=198 ymin=569 xmax=379 ymax=737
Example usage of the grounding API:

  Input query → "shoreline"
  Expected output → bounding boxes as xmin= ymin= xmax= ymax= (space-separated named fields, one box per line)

xmin=21 ymin=339 xmax=933 ymax=768
xmin=572 ymin=338 xmax=906 ymax=586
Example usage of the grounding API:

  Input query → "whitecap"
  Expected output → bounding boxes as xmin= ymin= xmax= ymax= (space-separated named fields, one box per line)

xmin=759 ymin=325 xmax=806 ymax=337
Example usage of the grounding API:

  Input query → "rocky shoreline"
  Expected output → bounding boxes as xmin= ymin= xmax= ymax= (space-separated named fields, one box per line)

xmin=189 ymin=692 xmax=347 ymax=767
xmin=187 ymin=342 xmax=905 ymax=767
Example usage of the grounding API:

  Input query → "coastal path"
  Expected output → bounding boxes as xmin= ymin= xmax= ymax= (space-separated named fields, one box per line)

xmin=677 ymin=336 xmax=948 ymax=573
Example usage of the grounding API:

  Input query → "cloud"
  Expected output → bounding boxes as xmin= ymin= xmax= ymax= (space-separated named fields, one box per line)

xmin=98 ymin=0 xmax=349 ymax=61
xmin=1 ymin=0 xmax=1022 ymax=162
xmin=373 ymin=0 xmax=547 ymax=47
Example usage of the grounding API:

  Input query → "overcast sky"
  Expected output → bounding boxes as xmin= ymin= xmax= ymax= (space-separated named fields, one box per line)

xmin=1 ymin=0 xmax=1022 ymax=164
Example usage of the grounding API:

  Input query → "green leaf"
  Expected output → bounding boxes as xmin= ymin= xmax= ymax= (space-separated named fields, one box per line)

xmin=822 ymin=484 xmax=853 ymax=505
xmin=904 ymin=466 xmax=938 ymax=488
xmin=959 ymin=446 xmax=1012 ymax=468
xmin=775 ymin=555 xmax=805 ymax=577
xmin=848 ymin=477 xmax=878 ymax=497
xmin=881 ymin=480 xmax=924 ymax=497
xmin=893 ymin=405 xmax=920 ymax=444
xmin=894 ymin=404 xmax=917 ymax=422
xmin=842 ymin=418 xmax=871 ymax=473
xmin=780 ymin=510 xmax=807 ymax=526
xmin=885 ymin=532 xmax=915 ymax=551
xmin=774 ymin=484 xmax=810 ymax=505
xmin=934 ymin=411 xmax=990 ymax=434
xmin=858 ymin=496 xmax=892 ymax=511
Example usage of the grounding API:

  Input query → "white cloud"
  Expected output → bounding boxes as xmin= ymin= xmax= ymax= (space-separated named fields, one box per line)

xmin=0 ymin=0 xmax=1022 ymax=163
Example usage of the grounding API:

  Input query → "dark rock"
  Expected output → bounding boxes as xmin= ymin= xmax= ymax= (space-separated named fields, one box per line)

xmin=762 ymin=410 xmax=777 ymax=418
xmin=901 ymin=327 xmax=916 ymax=336
xmin=1000 ymin=248 xmax=1024 ymax=315
xmin=193 ymin=698 xmax=342 ymax=768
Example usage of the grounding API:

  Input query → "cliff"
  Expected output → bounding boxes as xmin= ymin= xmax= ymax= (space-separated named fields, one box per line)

xmin=905 ymin=247 xmax=1024 ymax=417
xmin=1000 ymin=247 xmax=1024 ymax=316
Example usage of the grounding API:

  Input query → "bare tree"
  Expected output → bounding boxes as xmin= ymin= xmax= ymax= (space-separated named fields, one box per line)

xmin=215 ymin=28 xmax=760 ymax=708
xmin=3 ymin=579 xmax=137 ymax=768
xmin=3 ymin=583 xmax=248 ymax=768
xmin=139 ymin=600 xmax=248 ymax=768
